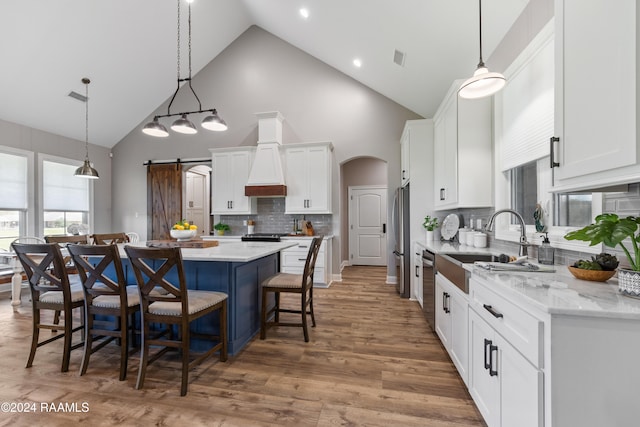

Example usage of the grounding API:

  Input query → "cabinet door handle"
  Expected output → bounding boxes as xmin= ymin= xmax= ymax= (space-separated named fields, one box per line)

xmin=443 ymin=292 xmax=450 ymax=313
xmin=484 ymin=338 xmax=492 ymax=370
xmin=489 ymin=343 xmax=499 ymax=377
xmin=550 ymin=136 xmax=560 ymax=168
xmin=483 ymin=304 xmax=504 ymax=319
xmin=382 ymin=223 xmax=386 ymax=234
xmin=440 ymin=188 xmax=445 ymax=201
xmin=298 ymin=258 xmax=306 ymax=261
xmin=402 ymin=170 xmax=406 ymax=180
xmin=415 ymin=265 xmax=419 ymax=278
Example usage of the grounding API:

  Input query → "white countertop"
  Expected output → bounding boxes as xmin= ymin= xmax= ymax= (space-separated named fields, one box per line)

xmin=418 ymin=239 xmax=640 ymax=320
xmin=119 ymin=241 xmax=297 ymax=263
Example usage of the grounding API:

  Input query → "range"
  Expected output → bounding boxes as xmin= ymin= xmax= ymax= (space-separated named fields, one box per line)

xmin=241 ymin=233 xmax=286 ymax=242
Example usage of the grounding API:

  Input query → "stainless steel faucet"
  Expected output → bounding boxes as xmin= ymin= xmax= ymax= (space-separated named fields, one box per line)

xmin=486 ymin=209 xmax=529 ymax=257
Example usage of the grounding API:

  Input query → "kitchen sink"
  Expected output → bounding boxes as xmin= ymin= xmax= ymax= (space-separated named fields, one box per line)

xmin=436 ymin=252 xmax=500 ymax=294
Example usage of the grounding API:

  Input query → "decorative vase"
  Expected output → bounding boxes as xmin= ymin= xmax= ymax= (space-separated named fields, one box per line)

xmin=216 ymin=230 xmax=225 ymax=236
xmin=426 ymin=229 xmax=440 ymax=241
xmin=618 ymin=269 xmax=640 ymax=298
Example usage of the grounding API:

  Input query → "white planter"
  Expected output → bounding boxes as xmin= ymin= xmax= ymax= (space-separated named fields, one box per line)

xmin=618 ymin=269 xmax=640 ymax=298
xmin=426 ymin=229 xmax=440 ymax=241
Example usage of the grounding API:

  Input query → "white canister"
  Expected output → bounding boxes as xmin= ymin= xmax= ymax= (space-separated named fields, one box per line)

xmin=473 ymin=233 xmax=487 ymax=248
xmin=247 ymin=225 xmax=255 ymax=234
xmin=458 ymin=228 xmax=468 ymax=245
xmin=466 ymin=231 xmax=475 ymax=246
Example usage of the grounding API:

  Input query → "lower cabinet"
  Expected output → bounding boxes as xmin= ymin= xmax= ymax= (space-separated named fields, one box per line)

xmin=280 ymin=237 xmax=331 ymax=286
xmin=468 ymin=308 xmax=542 ymax=427
xmin=434 ymin=274 xmax=469 ymax=385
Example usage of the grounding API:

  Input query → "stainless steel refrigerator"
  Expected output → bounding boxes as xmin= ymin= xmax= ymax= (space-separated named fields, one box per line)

xmin=392 ymin=184 xmax=410 ymax=298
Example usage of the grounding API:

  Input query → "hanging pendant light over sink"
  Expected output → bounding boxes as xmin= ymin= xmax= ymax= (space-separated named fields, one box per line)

xmin=458 ymin=0 xmax=506 ymax=99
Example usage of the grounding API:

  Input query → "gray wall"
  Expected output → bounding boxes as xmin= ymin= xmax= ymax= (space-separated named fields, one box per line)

xmin=111 ymin=25 xmax=422 ymax=278
xmin=0 ymin=118 xmax=112 ymax=233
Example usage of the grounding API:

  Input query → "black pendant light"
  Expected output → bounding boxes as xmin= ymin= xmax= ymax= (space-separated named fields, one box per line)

xmin=74 ymin=78 xmax=99 ymax=179
xmin=458 ymin=0 xmax=506 ymax=99
xmin=142 ymin=0 xmax=227 ymax=137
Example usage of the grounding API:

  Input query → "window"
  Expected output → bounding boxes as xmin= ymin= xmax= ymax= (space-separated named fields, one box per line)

xmin=0 ymin=151 xmax=28 ymax=250
xmin=510 ymin=161 xmax=538 ymax=226
xmin=555 ymin=194 xmax=592 ymax=227
xmin=42 ymin=160 xmax=91 ymax=236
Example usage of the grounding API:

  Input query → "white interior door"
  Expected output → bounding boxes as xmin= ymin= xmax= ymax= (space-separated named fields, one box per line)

xmin=185 ymin=167 xmax=210 ymax=236
xmin=349 ymin=186 xmax=387 ymax=266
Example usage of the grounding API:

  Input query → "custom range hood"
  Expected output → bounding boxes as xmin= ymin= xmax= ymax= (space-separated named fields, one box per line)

xmin=245 ymin=111 xmax=287 ymax=197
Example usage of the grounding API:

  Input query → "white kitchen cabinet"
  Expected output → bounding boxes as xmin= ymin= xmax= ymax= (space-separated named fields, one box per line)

xmin=210 ymin=147 xmax=257 ymax=215
xmin=468 ymin=276 xmax=544 ymax=427
xmin=551 ymin=0 xmax=638 ymax=192
xmin=284 ymin=142 xmax=333 ymax=214
xmin=434 ymin=274 xmax=469 ymax=385
xmin=280 ymin=237 xmax=332 ymax=286
xmin=433 ymin=80 xmax=493 ymax=210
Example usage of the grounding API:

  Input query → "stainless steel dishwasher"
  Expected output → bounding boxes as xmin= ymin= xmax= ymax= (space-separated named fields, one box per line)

xmin=422 ymin=249 xmax=436 ymax=331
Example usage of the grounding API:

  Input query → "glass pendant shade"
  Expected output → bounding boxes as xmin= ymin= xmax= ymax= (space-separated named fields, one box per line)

xmin=142 ymin=117 xmax=169 ymax=137
xmin=201 ymin=110 xmax=228 ymax=131
xmin=458 ymin=65 xmax=506 ymax=99
xmin=171 ymin=114 xmax=198 ymax=134
xmin=74 ymin=159 xmax=99 ymax=179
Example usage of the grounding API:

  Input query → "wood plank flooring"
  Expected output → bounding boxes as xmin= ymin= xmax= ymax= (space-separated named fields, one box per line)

xmin=0 ymin=266 xmax=485 ymax=426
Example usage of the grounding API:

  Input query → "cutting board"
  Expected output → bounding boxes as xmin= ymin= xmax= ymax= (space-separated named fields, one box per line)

xmin=146 ymin=239 xmax=219 ymax=248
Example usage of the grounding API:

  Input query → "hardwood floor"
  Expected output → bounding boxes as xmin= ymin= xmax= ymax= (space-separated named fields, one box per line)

xmin=0 ymin=266 xmax=485 ymax=426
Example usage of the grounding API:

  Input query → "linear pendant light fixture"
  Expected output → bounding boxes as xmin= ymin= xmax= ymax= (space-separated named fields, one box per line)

xmin=74 ymin=78 xmax=99 ymax=179
xmin=142 ymin=0 xmax=227 ymax=138
xmin=458 ymin=0 xmax=506 ymax=99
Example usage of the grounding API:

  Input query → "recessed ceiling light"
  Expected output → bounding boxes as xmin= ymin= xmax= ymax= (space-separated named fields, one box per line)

xmin=353 ymin=58 xmax=362 ymax=68
xmin=299 ymin=8 xmax=309 ymax=19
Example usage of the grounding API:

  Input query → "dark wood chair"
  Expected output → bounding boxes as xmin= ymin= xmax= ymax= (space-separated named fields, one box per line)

xmin=124 ymin=245 xmax=228 ymax=396
xmin=260 ymin=235 xmax=323 ymax=342
xmin=11 ymin=242 xmax=84 ymax=372
xmin=67 ymin=244 xmax=140 ymax=381
xmin=91 ymin=233 xmax=129 ymax=245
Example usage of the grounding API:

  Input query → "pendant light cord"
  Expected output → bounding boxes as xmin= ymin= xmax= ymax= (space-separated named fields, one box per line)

xmin=177 ymin=0 xmax=181 ymax=81
xmin=477 ymin=0 xmax=485 ymax=67
xmin=83 ymin=78 xmax=90 ymax=161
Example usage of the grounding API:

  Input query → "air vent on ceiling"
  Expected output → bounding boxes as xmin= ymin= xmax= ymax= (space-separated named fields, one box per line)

xmin=393 ymin=49 xmax=406 ymax=67
xmin=68 ymin=91 xmax=87 ymax=102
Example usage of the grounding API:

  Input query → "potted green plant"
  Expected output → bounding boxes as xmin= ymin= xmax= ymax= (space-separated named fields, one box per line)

xmin=422 ymin=215 xmax=440 ymax=241
xmin=564 ymin=213 xmax=640 ymax=295
xmin=214 ymin=222 xmax=230 ymax=236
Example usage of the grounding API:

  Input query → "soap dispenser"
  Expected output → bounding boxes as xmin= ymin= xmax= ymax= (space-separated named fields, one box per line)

xmin=538 ymin=232 xmax=554 ymax=265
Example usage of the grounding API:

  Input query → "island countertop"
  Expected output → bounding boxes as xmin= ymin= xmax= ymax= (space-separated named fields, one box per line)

xmin=118 ymin=240 xmax=297 ymax=262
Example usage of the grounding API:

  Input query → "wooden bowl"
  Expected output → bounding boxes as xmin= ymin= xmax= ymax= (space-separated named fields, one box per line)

xmin=567 ymin=266 xmax=616 ymax=282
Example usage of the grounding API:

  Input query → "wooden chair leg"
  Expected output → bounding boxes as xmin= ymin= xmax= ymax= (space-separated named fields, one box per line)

xmin=220 ymin=301 xmax=228 ymax=361
xmin=136 ymin=321 xmax=150 ymax=390
xmin=52 ymin=309 xmax=61 ymax=332
xmin=180 ymin=323 xmax=190 ymax=397
xmin=61 ymin=308 xmax=73 ymax=372
xmin=79 ymin=310 xmax=93 ymax=376
xmin=302 ymin=296 xmax=309 ymax=343
xmin=260 ymin=288 xmax=268 ymax=340
xmin=26 ymin=309 xmax=40 ymax=368
xmin=119 ymin=314 xmax=128 ymax=381
xmin=274 ymin=292 xmax=280 ymax=323
xmin=309 ymin=288 xmax=316 ymax=327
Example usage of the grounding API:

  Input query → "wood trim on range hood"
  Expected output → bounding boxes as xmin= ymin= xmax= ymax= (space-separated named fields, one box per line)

xmin=244 ymin=185 xmax=287 ymax=197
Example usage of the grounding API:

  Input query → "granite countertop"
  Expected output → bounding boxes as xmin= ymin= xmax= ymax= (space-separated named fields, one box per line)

xmin=118 ymin=241 xmax=297 ymax=263
xmin=417 ymin=239 xmax=640 ymax=320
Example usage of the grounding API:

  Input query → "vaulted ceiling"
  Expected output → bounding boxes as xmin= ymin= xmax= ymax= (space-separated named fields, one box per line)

xmin=1 ymin=0 xmax=528 ymax=148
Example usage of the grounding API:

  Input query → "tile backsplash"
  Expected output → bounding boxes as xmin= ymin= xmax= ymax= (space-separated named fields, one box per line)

xmin=216 ymin=198 xmax=332 ymax=236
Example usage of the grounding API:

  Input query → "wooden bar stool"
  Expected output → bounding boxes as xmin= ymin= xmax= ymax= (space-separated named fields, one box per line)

xmin=91 ymin=233 xmax=129 ymax=245
xmin=11 ymin=242 xmax=85 ymax=372
xmin=124 ymin=245 xmax=228 ymax=396
xmin=260 ymin=235 xmax=323 ymax=342
xmin=67 ymin=243 xmax=140 ymax=381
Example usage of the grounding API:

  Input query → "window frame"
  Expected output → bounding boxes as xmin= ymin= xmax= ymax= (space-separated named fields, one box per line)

xmin=0 ymin=145 xmax=35 ymax=241
xmin=38 ymin=153 xmax=95 ymax=238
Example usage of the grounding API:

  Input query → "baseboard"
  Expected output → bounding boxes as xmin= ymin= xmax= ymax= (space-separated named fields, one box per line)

xmin=331 ymin=273 xmax=342 ymax=283
xmin=340 ymin=260 xmax=350 ymax=271
xmin=386 ymin=275 xmax=398 ymax=285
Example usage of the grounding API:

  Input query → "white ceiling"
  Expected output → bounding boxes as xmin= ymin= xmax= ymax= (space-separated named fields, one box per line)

xmin=0 ymin=0 xmax=528 ymax=148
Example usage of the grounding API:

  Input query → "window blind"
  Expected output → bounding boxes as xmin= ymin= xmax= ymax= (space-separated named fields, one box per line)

xmin=0 ymin=152 xmax=28 ymax=209
xmin=501 ymin=33 xmax=554 ymax=172
xmin=43 ymin=160 xmax=89 ymax=211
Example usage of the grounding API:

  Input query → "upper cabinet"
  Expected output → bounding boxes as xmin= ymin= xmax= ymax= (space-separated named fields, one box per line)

xmin=434 ymin=80 xmax=493 ymax=210
xmin=210 ymin=147 xmax=257 ymax=215
xmin=284 ymin=142 xmax=333 ymax=214
xmin=551 ymin=0 xmax=638 ymax=192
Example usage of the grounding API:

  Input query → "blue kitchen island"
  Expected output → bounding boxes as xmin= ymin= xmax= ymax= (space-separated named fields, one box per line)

xmin=113 ymin=240 xmax=296 ymax=355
